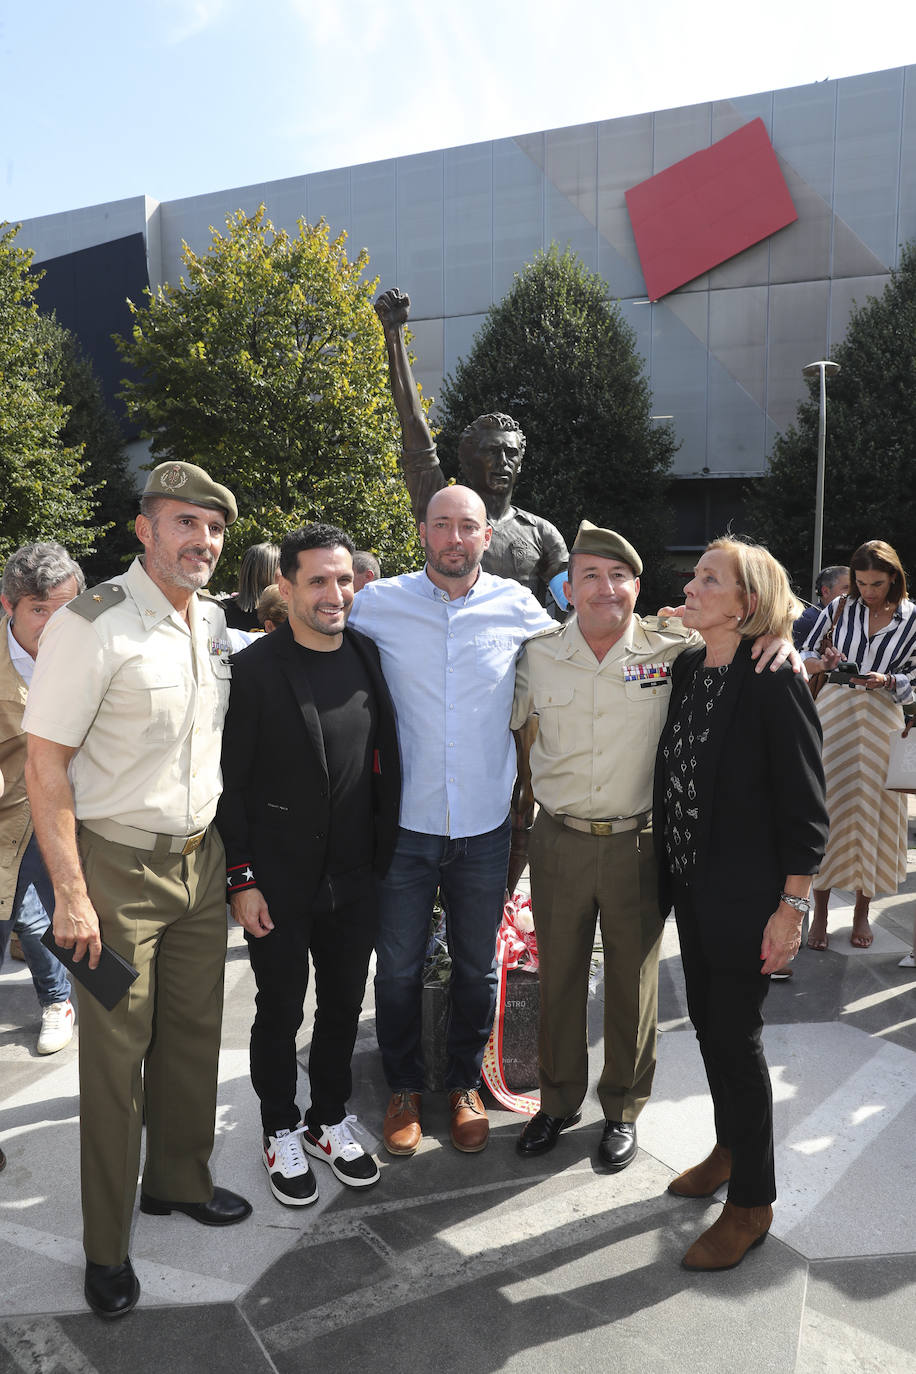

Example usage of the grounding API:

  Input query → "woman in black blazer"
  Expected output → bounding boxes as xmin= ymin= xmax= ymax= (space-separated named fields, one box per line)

xmin=653 ymin=538 xmax=828 ymax=1271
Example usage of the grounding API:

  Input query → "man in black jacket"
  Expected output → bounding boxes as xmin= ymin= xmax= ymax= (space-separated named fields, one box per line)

xmin=216 ymin=524 xmax=401 ymax=1205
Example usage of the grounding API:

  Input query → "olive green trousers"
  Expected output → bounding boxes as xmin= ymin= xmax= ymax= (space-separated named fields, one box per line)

xmin=528 ymin=809 xmax=664 ymax=1123
xmin=75 ymin=824 xmax=227 ymax=1264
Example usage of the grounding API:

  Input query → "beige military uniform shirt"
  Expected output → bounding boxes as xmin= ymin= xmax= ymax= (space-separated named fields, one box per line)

xmin=512 ymin=613 xmax=700 ymax=820
xmin=23 ymin=557 xmax=232 ymax=835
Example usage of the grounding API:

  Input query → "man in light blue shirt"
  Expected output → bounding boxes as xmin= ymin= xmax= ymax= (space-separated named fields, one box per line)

xmin=348 ymin=485 xmax=552 ymax=1155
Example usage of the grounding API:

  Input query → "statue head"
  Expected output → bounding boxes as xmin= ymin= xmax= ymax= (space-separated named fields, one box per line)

xmin=457 ymin=413 xmax=526 ymax=500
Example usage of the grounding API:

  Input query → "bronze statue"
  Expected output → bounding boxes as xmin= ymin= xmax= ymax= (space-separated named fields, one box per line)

xmin=375 ymin=288 xmax=568 ymax=602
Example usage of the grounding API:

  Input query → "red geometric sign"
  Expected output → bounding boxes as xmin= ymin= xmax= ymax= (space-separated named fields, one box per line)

xmin=625 ymin=118 xmax=797 ymax=301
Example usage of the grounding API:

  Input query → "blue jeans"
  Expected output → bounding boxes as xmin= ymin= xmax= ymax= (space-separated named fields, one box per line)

xmin=11 ymin=834 xmax=71 ymax=1006
xmin=374 ymin=818 xmax=511 ymax=1093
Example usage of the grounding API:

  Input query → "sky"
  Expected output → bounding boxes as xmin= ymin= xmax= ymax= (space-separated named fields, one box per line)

xmin=4 ymin=0 xmax=916 ymax=224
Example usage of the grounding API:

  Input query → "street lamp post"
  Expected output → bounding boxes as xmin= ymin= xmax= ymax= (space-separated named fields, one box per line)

xmin=802 ymin=359 xmax=840 ymax=602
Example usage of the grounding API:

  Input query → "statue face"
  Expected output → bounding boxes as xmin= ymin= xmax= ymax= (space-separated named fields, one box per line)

xmin=460 ymin=429 xmax=523 ymax=497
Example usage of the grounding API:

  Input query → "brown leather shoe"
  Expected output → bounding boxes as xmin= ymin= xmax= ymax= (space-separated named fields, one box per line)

xmin=681 ymin=1201 xmax=773 ymax=1270
xmin=383 ymin=1091 xmax=422 ymax=1156
xmin=667 ymin=1144 xmax=732 ymax=1198
xmin=449 ymin=1089 xmax=489 ymax=1152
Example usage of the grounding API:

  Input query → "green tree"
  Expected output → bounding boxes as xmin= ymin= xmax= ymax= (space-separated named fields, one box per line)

xmin=33 ymin=315 xmax=137 ymax=583
xmin=117 ymin=206 xmax=418 ymax=586
xmin=436 ymin=246 xmax=678 ymax=608
xmin=749 ymin=242 xmax=916 ymax=596
xmin=0 ymin=223 xmax=101 ymax=563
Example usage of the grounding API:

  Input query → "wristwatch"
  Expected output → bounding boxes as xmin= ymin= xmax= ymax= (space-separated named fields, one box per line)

xmin=779 ymin=892 xmax=811 ymax=914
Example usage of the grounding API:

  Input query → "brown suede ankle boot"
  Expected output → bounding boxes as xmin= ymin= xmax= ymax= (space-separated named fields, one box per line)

xmin=667 ymin=1144 xmax=732 ymax=1198
xmin=681 ymin=1201 xmax=773 ymax=1270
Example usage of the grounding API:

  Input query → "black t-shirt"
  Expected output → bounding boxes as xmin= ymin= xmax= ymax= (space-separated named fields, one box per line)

xmin=291 ymin=636 xmax=377 ymax=877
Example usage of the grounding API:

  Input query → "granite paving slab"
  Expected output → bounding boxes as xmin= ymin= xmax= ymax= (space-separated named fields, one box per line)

xmin=2 ymin=876 xmax=915 ymax=1373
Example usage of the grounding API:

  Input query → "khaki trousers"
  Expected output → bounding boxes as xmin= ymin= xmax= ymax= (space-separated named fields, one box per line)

xmin=528 ymin=809 xmax=664 ymax=1123
xmin=76 ymin=825 xmax=227 ymax=1264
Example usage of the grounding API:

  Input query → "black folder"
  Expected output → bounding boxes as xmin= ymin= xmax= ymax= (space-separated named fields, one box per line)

xmin=40 ymin=928 xmax=138 ymax=1011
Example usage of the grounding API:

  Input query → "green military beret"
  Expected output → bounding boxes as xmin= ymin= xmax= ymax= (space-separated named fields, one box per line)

xmin=141 ymin=462 xmax=238 ymax=526
xmin=570 ymin=520 xmax=642 ymax=576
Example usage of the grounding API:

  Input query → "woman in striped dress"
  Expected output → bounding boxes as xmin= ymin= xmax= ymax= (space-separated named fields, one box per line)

xmin=802 ymin=541 xmax=916 ymax=949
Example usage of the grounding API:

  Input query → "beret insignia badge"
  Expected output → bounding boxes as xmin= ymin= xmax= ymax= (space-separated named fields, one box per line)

xmin=160 ymin=464 xmax=188 ymax=491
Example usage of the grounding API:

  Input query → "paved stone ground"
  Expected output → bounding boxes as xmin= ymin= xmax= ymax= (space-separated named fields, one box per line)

xmin=1 ymin=862 xmax=914 ymax=1374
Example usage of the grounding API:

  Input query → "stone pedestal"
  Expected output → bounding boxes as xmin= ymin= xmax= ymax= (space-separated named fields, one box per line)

xmin=421 ymin=968 xmax=539 ymax=1091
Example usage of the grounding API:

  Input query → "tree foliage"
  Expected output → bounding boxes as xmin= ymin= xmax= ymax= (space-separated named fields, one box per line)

xmin=436 ymin=245 xmax=678 ymax=608
xmin=117 ymin=207 xmax=418 ymax=586
xmin=33 ymin=316 xmax=137 ymax=583
xmin=749 ymin=242 xmax=916 ymax=597
xmin=0 ymin=223 xmax=101 ymax=564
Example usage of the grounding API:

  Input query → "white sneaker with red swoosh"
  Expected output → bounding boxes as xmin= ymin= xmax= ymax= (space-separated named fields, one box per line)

xmin=303 ymin=1116 xmax=380 ymax=1188
xmin=262 ymin=1127 xmax=318 ymax=1206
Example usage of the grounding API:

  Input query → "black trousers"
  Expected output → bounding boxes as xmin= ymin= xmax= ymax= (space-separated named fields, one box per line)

xmin=673 ymin=881 xmax=776 ymax=1207
xmin=246 ymin=876 xmax=376 ymax=1133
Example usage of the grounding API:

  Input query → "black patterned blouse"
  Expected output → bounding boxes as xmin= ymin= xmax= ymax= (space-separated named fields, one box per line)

xmin=661 ymin=659 xmax=730 ymax=877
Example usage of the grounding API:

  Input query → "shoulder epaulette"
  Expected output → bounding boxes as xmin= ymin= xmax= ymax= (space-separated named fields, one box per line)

xmin=66 ymin=582 xmax=126 ymax=622
xmin=639 ymin=614 xmax=691 ymax=637
xmin=524 ymin=622 xmax=565 ymax=646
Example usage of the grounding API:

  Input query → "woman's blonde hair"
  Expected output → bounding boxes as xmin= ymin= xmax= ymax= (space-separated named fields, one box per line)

xmin=706 ymin=537 xmax=801 ymax=641
xmin=256 ymin=583 xmax=288 ymax=630
xmin=237 ymin=542 xmax=281 ymax=613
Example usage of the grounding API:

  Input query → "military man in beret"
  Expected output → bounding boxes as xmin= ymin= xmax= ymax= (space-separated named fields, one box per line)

xmin=511 ymin=522 xmax=795 ymax=1171
xmin=24 ymin=461 xmax=251 ymax=1320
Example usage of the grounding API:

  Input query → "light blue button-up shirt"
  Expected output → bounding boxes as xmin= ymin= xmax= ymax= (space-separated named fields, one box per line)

xmin=349 ymin=568 xmax=554 ymax=838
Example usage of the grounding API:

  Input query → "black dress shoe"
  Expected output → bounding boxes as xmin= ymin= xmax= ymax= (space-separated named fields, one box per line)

xmin=84 ymin=1257 xmax=140 ymax=1319
xmin=597 ymin=1120 xmax=637 ymax=1172
xmin=140 ymin=1185 xmax=252 ymax=1226
xmin=517 ymin=1109 xmax=582 ymax=1155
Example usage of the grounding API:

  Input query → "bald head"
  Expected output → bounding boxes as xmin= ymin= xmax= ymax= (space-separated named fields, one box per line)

xmin=425 ymin=484 xmax=489 ymax=526
xmin=420 ymin=484 xmax=492 ymax=595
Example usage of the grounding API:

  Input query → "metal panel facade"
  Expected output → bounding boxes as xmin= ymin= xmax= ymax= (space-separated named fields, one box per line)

xmin=16 ymin=65 xmax=916 ymax=543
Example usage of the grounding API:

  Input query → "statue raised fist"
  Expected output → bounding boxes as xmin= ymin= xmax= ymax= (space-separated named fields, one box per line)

xmin=374 ymin=288 xmax=411 ymax=332
xmin=374 ymin=284 xmax=568 ymax=602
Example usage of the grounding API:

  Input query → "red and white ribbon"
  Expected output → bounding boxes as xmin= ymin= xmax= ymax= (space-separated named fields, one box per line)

xmin=482 ymin=894 xmax=540 ymax=1115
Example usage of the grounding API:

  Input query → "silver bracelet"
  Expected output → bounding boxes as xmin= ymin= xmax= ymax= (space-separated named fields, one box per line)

xmin=779 ymin=892 xmax=811 ymax=914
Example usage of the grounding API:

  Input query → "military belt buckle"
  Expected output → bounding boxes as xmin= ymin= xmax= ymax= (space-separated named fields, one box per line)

xmin=181 ymin=831 xmax=205 ymax=856
xmin=590 ymin=820 xmax=616 ymax=837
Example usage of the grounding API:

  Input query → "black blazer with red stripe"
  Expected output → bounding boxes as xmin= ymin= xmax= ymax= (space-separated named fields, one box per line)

xmin=216 ymin=619 xmax=401 ymax=920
